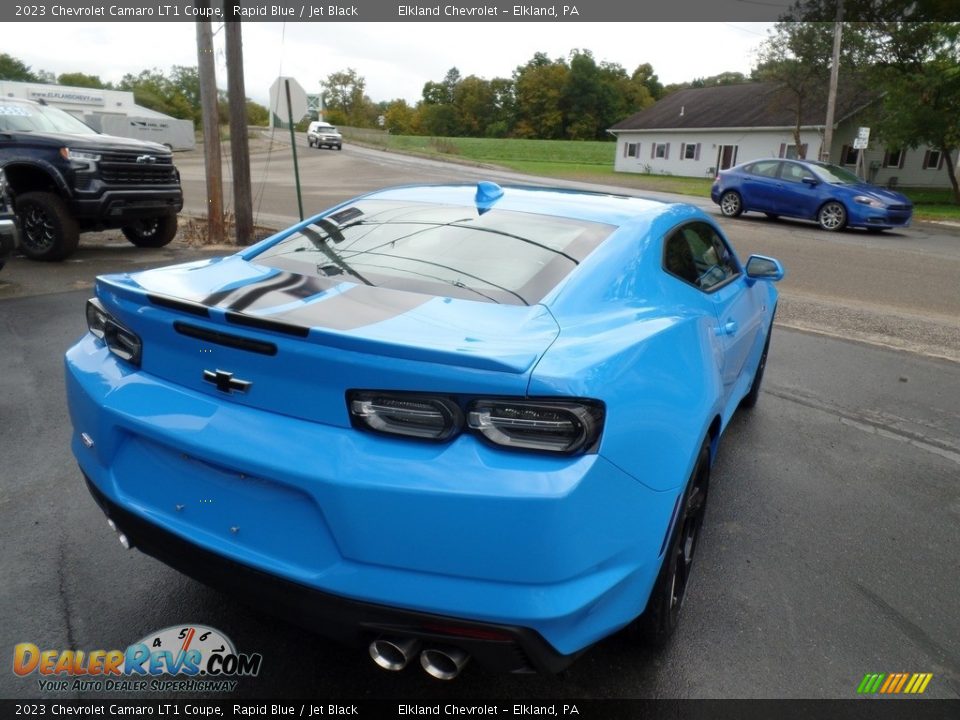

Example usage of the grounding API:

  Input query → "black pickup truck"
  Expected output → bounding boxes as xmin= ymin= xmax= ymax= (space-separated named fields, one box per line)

xmin=0 ymin=97 xmax=183 ymax=261
xmin=0 ymin=166 xmax=18 ymax=270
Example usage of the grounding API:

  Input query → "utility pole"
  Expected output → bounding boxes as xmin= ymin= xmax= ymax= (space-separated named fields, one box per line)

xmin=821 ymin=0 xmax=844 ymax=162
xmin=195 ymin=12 xmax=225 ymax=244
xmin=225 ymin=16 xmax=253 ymax=246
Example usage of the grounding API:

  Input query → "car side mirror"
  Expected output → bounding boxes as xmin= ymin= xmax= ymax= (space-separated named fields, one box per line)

xmin=802 ymin=176 xmax=819 ymax=186
xmin=745 ymin=255 xmax=785 ymax=282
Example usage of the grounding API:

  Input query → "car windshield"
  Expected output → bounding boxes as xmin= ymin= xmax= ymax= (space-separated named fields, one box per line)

xmin=251 ymin=199 xmax=614 ymax=305
xmin=0 ymin=101 xmax=98 ymax=135
xmin=809 ymin=163 xmax=862 ymax=185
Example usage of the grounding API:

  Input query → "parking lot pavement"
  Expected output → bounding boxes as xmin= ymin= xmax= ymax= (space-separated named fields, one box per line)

xmin=1 ymin=255 xmax=958 ymax=699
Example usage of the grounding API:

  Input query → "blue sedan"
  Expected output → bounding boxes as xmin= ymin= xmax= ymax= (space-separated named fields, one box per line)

xmin=65 ymin=182 xmax=783 ymax=678
xmin=711 ymin=158 xmax=913 ymax=231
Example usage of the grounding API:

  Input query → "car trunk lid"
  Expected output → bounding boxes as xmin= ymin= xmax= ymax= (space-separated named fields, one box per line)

xmin=94 ymin=257 xmax=559 ymax=428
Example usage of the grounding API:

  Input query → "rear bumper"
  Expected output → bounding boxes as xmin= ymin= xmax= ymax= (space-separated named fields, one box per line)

xmin=66 ymin=335 xmax=676 ymax=666
xmin=83 ymin=475 xmax=575 ymax=673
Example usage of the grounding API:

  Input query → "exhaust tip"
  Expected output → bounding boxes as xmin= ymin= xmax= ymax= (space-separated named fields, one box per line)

xmin=420 ymin=647 xmax=469 ymax=681
xmin=107 ymin=519 xmax=132 ymax=550
xmin=369 ymin=637 xmax=421 ymax=672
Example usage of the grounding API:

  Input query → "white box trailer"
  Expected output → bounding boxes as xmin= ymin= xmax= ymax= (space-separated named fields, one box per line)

xmin=83 ymin=113 xmax=196 ymax=151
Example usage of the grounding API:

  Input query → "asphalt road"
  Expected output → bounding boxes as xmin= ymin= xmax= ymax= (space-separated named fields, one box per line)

xmin=1 ymin=143 xmax=959 ymax=701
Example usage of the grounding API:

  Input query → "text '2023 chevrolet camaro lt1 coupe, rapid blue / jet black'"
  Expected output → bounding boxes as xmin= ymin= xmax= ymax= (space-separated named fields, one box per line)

xmin=65 ymin=182 xmax=783 ymax=678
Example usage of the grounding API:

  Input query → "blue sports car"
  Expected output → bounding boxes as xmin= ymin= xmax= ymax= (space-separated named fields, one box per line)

xmin=65 ymin=182 xmax=783 ymax=678
xmin=711 ymin=158 xmax=913 ymax=231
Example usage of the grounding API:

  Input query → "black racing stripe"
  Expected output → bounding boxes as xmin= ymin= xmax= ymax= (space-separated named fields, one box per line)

xmin=222 ymin=273 xmax=339 ymax=314
xmin=147 ymin=294 xmax=210 ymax=317
xmin=223 ymin=271 xmax=310 ymax=312
xmin=200 ymin=268 xmax=286 ymax=306
xmin=265 ymin=285 xmax=430 ymax=332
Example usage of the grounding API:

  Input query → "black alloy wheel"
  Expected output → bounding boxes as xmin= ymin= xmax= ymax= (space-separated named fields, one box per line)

xmin=637 ymin=440 xmax=711 ymax=645
xmin=16 ymin=191 xmax=79 ymax=261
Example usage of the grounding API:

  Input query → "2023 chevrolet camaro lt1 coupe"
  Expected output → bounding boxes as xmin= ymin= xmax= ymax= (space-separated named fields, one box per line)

xmin=65 ymin=182 xmax=783 ymax=678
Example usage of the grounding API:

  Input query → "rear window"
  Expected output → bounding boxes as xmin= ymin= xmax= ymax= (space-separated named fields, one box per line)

xmin=251 ymin=199 xmax=614 ymax=305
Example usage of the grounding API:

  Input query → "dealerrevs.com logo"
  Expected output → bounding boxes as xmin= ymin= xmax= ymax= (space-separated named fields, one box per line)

xmin=13 ymin=625 xmax=262 ymax=693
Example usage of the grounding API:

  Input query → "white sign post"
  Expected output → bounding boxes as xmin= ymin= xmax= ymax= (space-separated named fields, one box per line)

xmin=852 ymin=127 xmax=870 ymax=179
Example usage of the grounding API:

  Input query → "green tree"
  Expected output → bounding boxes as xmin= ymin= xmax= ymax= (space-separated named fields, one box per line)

xmin=57 ymin=72 xmax=110 ymax=89
xmin=119 ymin=68 xmax=195 ymax=123
xmin=246 ymin=99 xmax=269 ymax=126
xmin=753 ymin=22 xmax=866 ymax=158
xmin=322 ymin=68 xmax=369 ymax=126
xmin=383 ymin=99 xmax=414 ymax=134
xmin=631 ymin=63 xmax=663 ymax=100
xmin=512 ymin=53 xmax=569 ymax=139
xmin=866 ymin=22 xmax=960 ymax=201
xmin=0 ymin=53 xmax=53 ymax=82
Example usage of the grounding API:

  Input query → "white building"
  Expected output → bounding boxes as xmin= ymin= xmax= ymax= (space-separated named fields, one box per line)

xmin=0 ymin=80 xmax=195 ymax=150
xmin=609 ymin=82 xmax=957 ymax=189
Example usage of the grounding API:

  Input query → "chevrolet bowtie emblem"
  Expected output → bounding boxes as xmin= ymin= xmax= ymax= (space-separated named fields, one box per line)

xmin=203 ymin=369 xmax=252 ymax=394
xmin=136 ymin=154 xmax=157 ymax=164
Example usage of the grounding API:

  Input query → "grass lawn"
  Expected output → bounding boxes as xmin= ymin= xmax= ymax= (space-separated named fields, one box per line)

xmin=341 ymin=129 xmax=960 ymax=222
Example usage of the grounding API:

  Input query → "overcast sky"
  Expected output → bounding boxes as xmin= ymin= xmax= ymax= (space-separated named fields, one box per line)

xmin=8 ymin=22 xmax=772 ymax=106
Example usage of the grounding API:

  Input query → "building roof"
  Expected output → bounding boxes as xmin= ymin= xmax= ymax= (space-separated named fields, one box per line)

xmin=610 ymin=81 xmax=876 ymax=132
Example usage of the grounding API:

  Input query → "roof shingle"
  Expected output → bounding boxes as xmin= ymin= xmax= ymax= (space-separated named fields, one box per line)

xmin=610 ymin=81 xmax=876 ymax=131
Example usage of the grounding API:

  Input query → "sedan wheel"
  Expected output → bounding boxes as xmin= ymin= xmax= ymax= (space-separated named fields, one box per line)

xmin=818 ymin=201 xmax=847 ymax=231
xmin=719 ymin=191 xmax=743 ymax=217
xmin=637 ymin=439 xmax=710 ymax=645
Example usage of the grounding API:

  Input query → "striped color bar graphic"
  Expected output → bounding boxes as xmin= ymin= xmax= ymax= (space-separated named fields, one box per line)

xmin=857 ymin=673 xmax=933 ymax=694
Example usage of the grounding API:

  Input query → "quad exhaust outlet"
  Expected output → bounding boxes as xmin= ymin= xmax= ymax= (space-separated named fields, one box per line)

xmin=368 ymin=637 xmax=422 ymax=671
xmin=369 ymin=637 xmax=471 ymax=679
xmin=106 ymin=519 xmax=131 ymax=550
xmin=419 ymin=646 xmax=470 ymax=680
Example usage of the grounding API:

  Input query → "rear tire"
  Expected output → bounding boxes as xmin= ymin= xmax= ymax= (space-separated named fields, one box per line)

xmin=719 ymin=190 xmax=743 ymax=217
xmin=637 ymin=439 xmax=711 ymax=646
xmin=121 ymin=215 xmax=178 ymax=248
xmin=16 ymin=191 xmax=79 ymax=261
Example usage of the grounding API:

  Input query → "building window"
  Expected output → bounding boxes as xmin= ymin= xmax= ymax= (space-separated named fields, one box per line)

xmin=883 ymin=149 xmax=905 ymax=168
xmin=779 ymin=143 xmax=808 ymax=159
xmin=680 ymin=142 xmax=700 ymax=161
xmin=923 ymin=150 xmax=943 ymax=169
xmin=624 ymin=142 xmax=639 ymax=158
xmin=842 ymin=145 xmax=859 ymax=166
xmin=653 ymin=143 xmax=669 ymax=159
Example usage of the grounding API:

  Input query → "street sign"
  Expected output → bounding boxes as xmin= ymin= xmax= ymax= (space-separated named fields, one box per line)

xmin=269 ymin=77 xmax=308 ymax=123
xmin=853 ymin=126 xmax=870 ymax=149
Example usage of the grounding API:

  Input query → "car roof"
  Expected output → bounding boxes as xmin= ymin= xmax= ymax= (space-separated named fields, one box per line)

xmin=359 ymin=183 xmax=674 ymax=227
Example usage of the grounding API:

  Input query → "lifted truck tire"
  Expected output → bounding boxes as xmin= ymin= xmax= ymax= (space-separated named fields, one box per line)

xmin=16 ymin=191 xmax=80 ymax=261
xmin=122 ymin=215 xmax=178 ymax=248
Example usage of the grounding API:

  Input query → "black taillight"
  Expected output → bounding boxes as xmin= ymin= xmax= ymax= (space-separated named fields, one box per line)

xmin=346 ymin=391 xmax=604 ymax=454
xmin=348 ymin=391 xmax=462 ymax=441
xmin=467 ymin=399 xmax=603 ymax=454
xmin=86 ymin=298 xmax=142 ymax=367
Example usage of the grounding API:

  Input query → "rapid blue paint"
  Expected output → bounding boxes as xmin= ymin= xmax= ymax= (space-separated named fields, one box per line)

xmin=711 ymin=158 xmax=913 ymax=230
xmin=65 ymin=183 xmax=781 ymax=658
